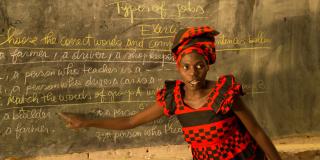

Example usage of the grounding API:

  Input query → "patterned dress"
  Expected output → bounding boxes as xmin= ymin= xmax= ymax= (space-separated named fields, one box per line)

xmin=156 ymin=75 xmax=266 ymax=160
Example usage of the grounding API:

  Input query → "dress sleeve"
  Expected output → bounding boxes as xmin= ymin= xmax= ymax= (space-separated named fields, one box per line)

xmin=155 ymin=80 xmax=177 ymax=117
xmin=215 ymin=75 xmax=244 ymax=114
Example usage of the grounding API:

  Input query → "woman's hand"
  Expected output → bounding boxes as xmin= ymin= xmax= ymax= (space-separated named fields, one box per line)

xmin=58 ymin=112 xmax=87 ymax=129
xmin=233 ymin=97 xmax=282 ymax=160
xmin=58 ymin=102 xmax=164 ymax=130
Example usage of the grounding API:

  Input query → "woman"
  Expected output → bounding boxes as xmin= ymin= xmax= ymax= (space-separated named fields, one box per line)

xmin=60 ymin=26 xmax=281 ymax=160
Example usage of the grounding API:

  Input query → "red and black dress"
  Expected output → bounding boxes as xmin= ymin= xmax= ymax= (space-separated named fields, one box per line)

xmin=156 ymin=75 xmax=266 ymax=160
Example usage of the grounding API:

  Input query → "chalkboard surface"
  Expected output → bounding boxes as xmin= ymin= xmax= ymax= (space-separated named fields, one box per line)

xmin=0 ymin=0 xmax=319 ymax=158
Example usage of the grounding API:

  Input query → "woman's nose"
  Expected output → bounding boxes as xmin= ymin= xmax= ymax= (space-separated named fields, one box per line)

xmin=189 ymin=67 xmax=198 ymax=76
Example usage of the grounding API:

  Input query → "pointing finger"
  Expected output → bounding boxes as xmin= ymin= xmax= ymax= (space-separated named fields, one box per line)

xmin=58 ymin=112 xmax=73 ymax=122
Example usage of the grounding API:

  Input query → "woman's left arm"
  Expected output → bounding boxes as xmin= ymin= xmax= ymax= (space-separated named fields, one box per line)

xmin=232 ymin=97 xmax=282 ymax=160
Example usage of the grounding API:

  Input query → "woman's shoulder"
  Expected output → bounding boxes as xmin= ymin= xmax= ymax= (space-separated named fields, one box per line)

xmin=215 ymin=74 xmax=240 ymax=87
xmin=205 ymin=74 xmax=237 ymax=89
xmin=217 ymin=74 xmax=237 ymax=81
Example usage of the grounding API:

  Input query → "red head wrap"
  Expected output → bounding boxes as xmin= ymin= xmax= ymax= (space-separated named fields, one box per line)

xmin=171 ymin=26 xmax=219 ymax=66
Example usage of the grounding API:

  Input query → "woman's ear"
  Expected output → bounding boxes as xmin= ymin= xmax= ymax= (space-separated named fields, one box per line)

xmin=205 ymin=65 xmax=210 ymax=73
xmin=175 ymin=63 xmax=180 ymax=71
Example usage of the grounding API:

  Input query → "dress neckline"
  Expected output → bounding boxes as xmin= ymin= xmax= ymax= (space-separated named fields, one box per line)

xmin=176 ymin=80 xmax=217 ymax=110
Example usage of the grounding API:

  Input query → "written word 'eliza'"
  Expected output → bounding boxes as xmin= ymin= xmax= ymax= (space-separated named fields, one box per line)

xmin=0 ymin=27 xmax=38 ymax=46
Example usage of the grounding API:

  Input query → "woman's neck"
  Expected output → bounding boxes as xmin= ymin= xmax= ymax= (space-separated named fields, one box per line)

xmin=183 ymin=80 xmax=213 ymax=99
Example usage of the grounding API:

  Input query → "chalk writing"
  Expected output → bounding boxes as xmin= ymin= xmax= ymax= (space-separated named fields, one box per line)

xmin=126 ymin=38 xmax=144 ymax=48
xmin=24 ymin=63 xmax=79 ymax=84
xmin=216 ymin=32 xmax=272 ymax=46
xmin=139 ymin=24 xmax=177 ymax=36
xmin=95 ymin=126 xmax=164 ymax=144
xmin=40 ymin=31 xmax=57 ymax=45
xmin=113 ymin=130 xmax=143 ymax=143
xmin=164 ymin=118 xmax=182 ymax=134
xmin=24 ymin=85 xmax=156 ymax=103
xmin=96 ymin=131 xmax=112 ymax=142
xmin=107 ymin=1 xmax=206 ymax=23
xmin=5 ymin=89 xmax=94 ymax=106
xmin=249 ymin=32 xmax=272 ymax=44
xmin=144 ymin=125 xmax=162 ymax=137
xmin=3 ymin=127 xmax=13 ymax=136
xmin=0 ymin=123 xmax=51 ymax=140
xmin=241 ymin=80 xmax=267 ymax=93
xmin=85 ymin=76 xmax=156 ymax=88
xmin=88 ymin=106 xmax=152 ymax=119
xmin=82 ymin=64 xmax=120 ymax=74
xmin=10 ymin=48 xmax=48 ymax=64
xmin=0 ymin=27 xmax=38 ymax=46
xmin=7 ymin=93 xmax=40 ymax=105
xmin=146 ymin=88 xmax=161 ymax=97
xmin=107 ymin=1 xmax=167 ymax=23
xmin=176 ymin=1 xmax=205 ymax=17
xmin=60 ymin=35 xmax=92 ymax=47
xmin=0 ymin=101 xmax=157 ymax=112
xmin=10 ymin=71 xmax=19 ymax=81
xmin=25 ymin=78 xmax=83 ymax=95
xmin=95 ymin=87 xmax=142 ymax=102
xmin=24 ymin=70 xmax=55 ymax=84
xmin=57 ymin=89 xmax=92 ymax=102
xmin=43 ymin=33 xmax=122 ymax=48
xmin=147 ymin=39 xmax=172 ymax=49
xmin=93 ymin=36 xmax=122 ymax=48
xmin=0 ymin=27 xmax=272 ymax=52
xmin=112 ymin=109 xmax=139 ymax=118
xmin=6 ymin=86 xmax=21 ymax=96
xmin=69 ymin=50 xmax=120 ymax=60
xmin=14 ymin=123 xmax=50 ymax=140
xmin=1 ymin=108 xmax=51 ymax=121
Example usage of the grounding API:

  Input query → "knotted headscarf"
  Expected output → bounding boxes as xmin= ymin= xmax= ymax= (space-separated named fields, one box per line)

xmin=171 ymin=26 xmax=219 ymax=66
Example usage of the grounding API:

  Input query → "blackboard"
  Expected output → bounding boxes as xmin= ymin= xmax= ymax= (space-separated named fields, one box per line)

xmin=0 ymin=0 xmax=319 ymax=158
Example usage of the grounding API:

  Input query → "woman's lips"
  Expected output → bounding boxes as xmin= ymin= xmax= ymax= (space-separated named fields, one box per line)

xmin=189 ymin=80 xmax=200 ymax=86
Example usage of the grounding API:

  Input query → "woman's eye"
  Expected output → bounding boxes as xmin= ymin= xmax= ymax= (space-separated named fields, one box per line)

xmin=196 ymin=65 xmax=203 ymax=69
xmin=183 ymin=66 xmax=188 ymax=70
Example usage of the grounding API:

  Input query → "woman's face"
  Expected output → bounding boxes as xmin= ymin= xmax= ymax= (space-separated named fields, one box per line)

xmin=177 ymin=52 xmax=209 ymax=90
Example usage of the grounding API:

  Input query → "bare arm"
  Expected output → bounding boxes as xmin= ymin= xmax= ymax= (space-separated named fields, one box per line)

xmin=59 ymin=102 xmax=164 ymax=130
xmin=232 ymin=97 xmax=281 ymax=160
